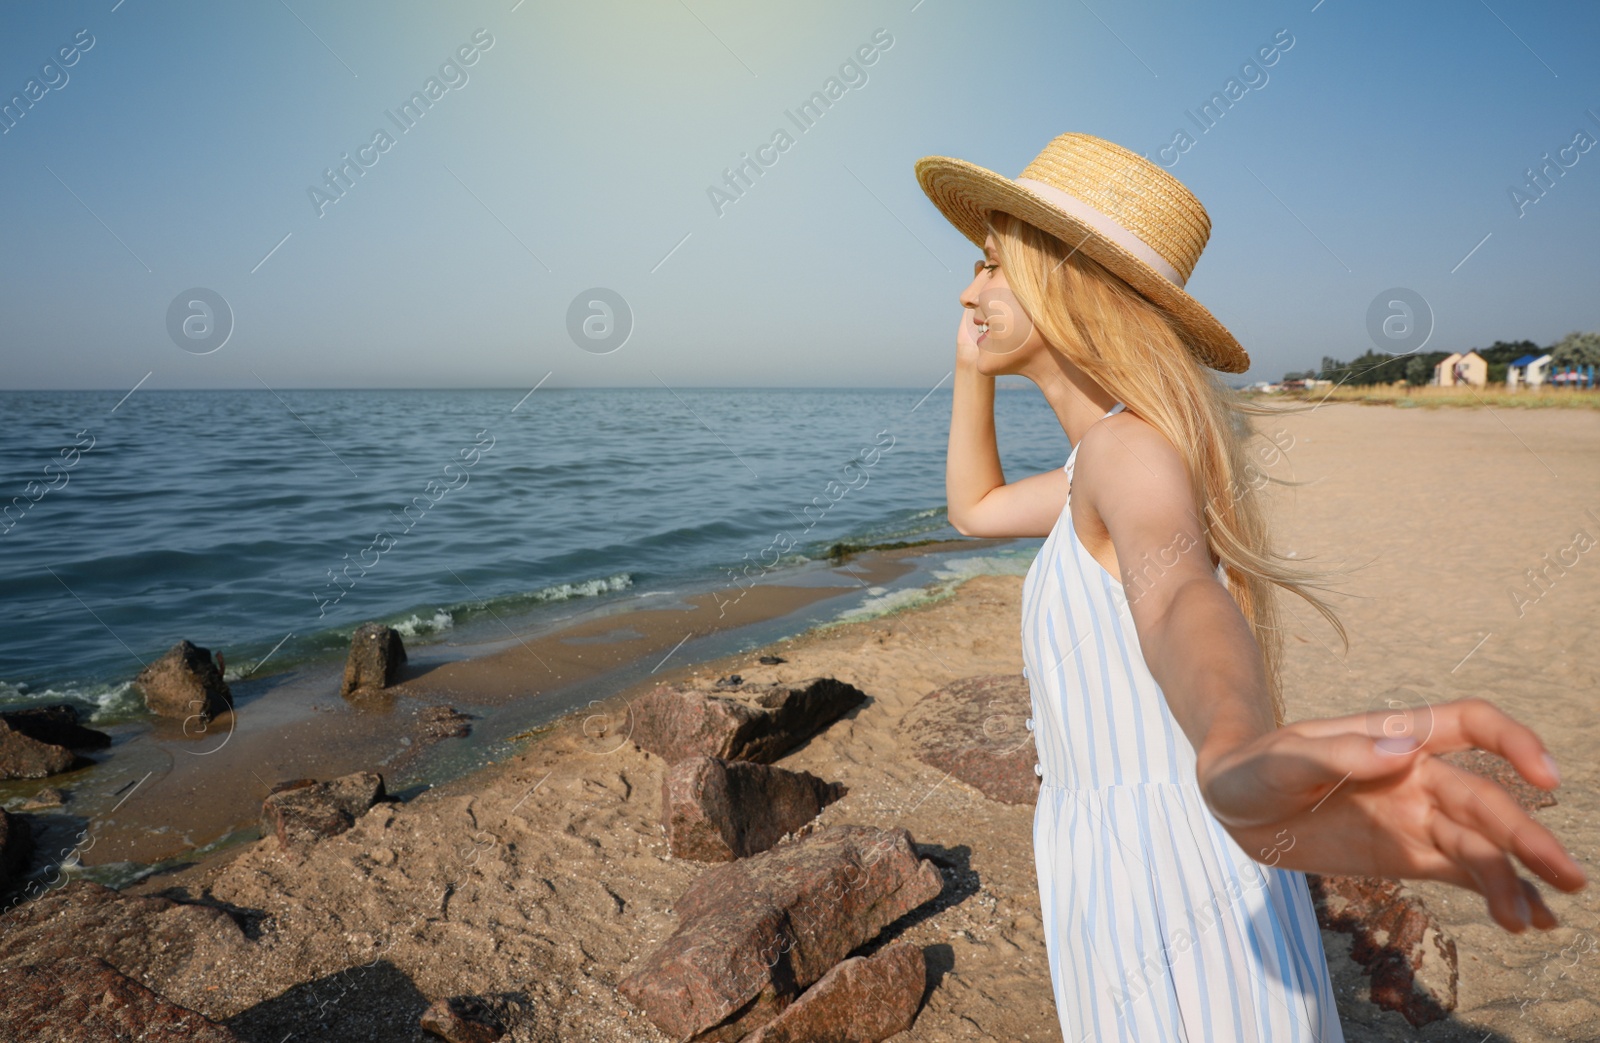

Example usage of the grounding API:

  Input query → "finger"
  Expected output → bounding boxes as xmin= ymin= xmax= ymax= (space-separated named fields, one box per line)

xmin=1249 ymin=731 xmax=1418 ymax=801
xmin=1521 ymin=877 xmax=1559 ymax=931
xmin=1432 ymin=761 xmax=1588 ymax=893
xmin=1430 ymin=814 xmax=1531 ymax=932
xmin=1419 ymin=698 xmax=1562 ymax=791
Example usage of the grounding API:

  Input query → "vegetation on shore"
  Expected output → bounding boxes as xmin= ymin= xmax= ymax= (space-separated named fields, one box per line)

xmin=1249 ymin=384 xmax=1600 ymax=409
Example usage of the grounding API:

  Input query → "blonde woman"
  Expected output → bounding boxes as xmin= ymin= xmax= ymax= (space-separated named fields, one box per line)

xmin=916 ymin=134 xmax=1585 ymax=1041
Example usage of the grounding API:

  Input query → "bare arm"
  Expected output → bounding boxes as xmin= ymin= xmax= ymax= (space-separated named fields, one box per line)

xmin=1078 ymin=414 xmax=1585 ymax=932
xmin=945 ymin=308 xmax=1071 ymax=538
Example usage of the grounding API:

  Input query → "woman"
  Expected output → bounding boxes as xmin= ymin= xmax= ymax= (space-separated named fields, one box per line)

xmin=914 ymin=133 xmax=1585 ymax=1041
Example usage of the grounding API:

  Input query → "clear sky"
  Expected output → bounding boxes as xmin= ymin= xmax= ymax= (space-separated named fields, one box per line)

xmin=2 ymin=0 xmax=1597 ymax=389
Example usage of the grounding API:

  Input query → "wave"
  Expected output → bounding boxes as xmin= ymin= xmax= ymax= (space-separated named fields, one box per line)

xmin=0 ymin=679 xmax=141 ymax=725
xmin=828 ymin=550 xmax=1036 ymax=626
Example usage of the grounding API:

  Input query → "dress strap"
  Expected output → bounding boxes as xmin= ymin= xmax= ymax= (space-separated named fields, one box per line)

xmin=1064 ymin=402 xmax=1126 ymax=484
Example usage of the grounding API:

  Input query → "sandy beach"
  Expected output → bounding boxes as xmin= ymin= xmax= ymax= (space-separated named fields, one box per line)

xmin=7 ymin=399 xmax=1599 ymax=1042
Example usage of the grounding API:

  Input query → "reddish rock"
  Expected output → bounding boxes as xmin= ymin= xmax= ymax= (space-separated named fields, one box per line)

xmin=1307 ymin=874 xmax=1458 ymax=1027
xmin=0 ymin=957 xmax=241 ymax=1041
xmin=341 ymin=622 xmax=408 ymax=696
xmin=0 ymin=881 xmax=252 ymax=1014
xmin=629 ymin=677 xmax=867 ymax=766
xmin=619 ymin=825 xmax=943 ymax=1042
xmin=259 ymin=771 xmax=387 ymax=851
xmin=420 ymin=994 xmax=505 ymax=1042
xmin=900 ymin=674 xmax=1038 ymax=804
xmin=664 ymin=756 xmax=847 ymax=862
xmin=0 ymin=722 xmax=79 ymax=779
xmin=1439 ymin=748 xmax=1557 ymax=814
xmin=745 ymin=941 xmax=927 ymax=1043
xmin=0 ymin=704 xmax=111 ymax=751
xmin=0 ymin=809 xmax=32 ymax=895
xmin=135 ymin=640 xmax=233 ymax=722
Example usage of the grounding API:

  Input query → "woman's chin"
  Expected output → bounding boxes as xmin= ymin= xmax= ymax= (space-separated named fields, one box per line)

xmin=977 ymin=349 xmax=1019 ymax=377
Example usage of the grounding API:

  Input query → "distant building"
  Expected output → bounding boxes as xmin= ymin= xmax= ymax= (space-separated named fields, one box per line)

xmin=1507 ymin=353 xmax=1552 ymax=389
xmin=1434 ymin=351 xmax=1486 ymax=387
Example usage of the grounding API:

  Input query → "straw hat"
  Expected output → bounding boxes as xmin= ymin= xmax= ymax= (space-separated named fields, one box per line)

xmin=914 ymin=133 xmax=1249 ymax=374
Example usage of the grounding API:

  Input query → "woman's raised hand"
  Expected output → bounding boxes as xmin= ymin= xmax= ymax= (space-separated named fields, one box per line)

xmin=956 ymin=304 xmax=983 ymax=368
xmin=1196 ymin=698 xmax=1586 ymax=933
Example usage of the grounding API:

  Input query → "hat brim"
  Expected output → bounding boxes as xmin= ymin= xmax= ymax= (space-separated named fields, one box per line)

xmin=914 ymin=155 xmax=1250 ymax=374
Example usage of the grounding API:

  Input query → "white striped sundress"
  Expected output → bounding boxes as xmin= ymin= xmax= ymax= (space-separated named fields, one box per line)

xmin=1020 ymin=402 xmax=1344 ymax=1042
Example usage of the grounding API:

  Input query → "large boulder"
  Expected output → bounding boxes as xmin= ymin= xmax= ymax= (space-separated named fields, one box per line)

xmin=1306 ymin=874 xmax=1458 ymax=1027
xmin=619 ymin=824 xmax=943 ymax=1042
xmin=629 ymin=678 xmax=867 ymax=766
xmin=900 ymin=674 xmax=1038 ymax=804
xmin=745 ymin=941 xmax=927 ymax=1043
xmin=135 ymin=640 xmax=233 ymax=722
xmin=0 ymin=809 xmax=32 ymax=896
xmin=0 ymin=957 xmax=241 ymax=1042
xmin=664 ymin=756 xmax=847 ymax=862
xmin=259 ymin=771 xmax=387 ymax=851
xmin=341 ymin=623 xmax=407 ymax=696
xmin=0 ymin=881 xmax=253 ymax=1015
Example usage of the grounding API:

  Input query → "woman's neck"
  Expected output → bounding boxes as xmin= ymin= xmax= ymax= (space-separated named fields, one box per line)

xmin=1022 ymin=348 xmax=1121 ymax=446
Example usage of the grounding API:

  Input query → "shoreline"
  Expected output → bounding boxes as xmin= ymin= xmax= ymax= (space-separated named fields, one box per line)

xmin=1 ymin=536 xmax=1026 ymax=887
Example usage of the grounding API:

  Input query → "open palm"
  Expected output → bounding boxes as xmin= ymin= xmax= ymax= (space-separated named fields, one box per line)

xmin=1198 ymin=698 xmax=1586 ymax=933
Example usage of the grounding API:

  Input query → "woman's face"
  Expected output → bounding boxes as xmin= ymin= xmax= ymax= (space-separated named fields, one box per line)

xmin=960 ymin=232 xmax=1049 ymax=375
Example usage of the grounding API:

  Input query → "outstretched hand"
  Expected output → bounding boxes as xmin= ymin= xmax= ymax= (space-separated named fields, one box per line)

xmin=1197 ymin=698 xmax=1586 ymax=933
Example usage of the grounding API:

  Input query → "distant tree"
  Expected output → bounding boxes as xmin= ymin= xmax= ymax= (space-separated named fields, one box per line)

xmin=1404 ymin=355 xmax=1431 ymax=385
xmin=1281 ymin=370 xmax=1314 ymax=381
xmin=1487 ymin=361 xmax=1509 ymax=384
xmin=1474 ymin=339 xmax=1540 ymax=366
xmin=1550 ymin=331 xmax=1600 ymax=367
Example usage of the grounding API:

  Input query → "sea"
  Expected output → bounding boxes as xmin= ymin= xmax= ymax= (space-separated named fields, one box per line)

xmin=0 ymin=387 xmax=1072 ymax=724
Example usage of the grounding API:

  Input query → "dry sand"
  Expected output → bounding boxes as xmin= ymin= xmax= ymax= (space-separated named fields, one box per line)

xmin=113 ymin=401 xmax=1597 ymax=1042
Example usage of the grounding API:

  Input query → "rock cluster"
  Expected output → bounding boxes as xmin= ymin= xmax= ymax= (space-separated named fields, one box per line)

xmin=0 ymin=957 xmax=241 ymax=1041
xmin=619 ymin=677 xmax=933 ymax=1042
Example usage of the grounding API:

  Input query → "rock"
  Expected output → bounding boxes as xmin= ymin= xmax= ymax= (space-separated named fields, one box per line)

xmin=715 ymin=674 xmax=744 ymax=687
xmin=259 ymin=771 xmax=387 ymax=851
xmin=745 ymin=941 xmax=927 ymax=1043
xmin=419 ymin=704 xmax=473 ymax=739
xmin=1439 ymin=748 xmax=1557 ymax=814
xmin=341 ymin=623 xmax=408 ymax=696
xmin=20 ymin=786 xmax=68 ymax=811
xmin=0 ymin=809 xmax=32 ymax=896
xmin=758 ymin=655 xmax=786 ymax=665
xmin=630 ymin=678 xmax=868 ymax=766
xmin=0 ymin=719 xmax=82 ymax=780
xmin=135 ymin=640 xmax=233 ymax=722
xmin=664 ymin=756 xmax=847 ymax=862
xmin=1306 ymin=873 xmax=1458 ymax=1027
xmin=0 ymin=957 xmax=241 ymax=1042
xmin=619 ymin=824 xmax=943 ymax=1042
xmin=0 ymin=881 xmax=252 ymax=1014
xmin=0 ymin=704 xmax=111 ymax=750
xmin=420 ymin=994 xmax=505 ymax=1042
xmin=901 ymin=674 xmax=1038 ymax=804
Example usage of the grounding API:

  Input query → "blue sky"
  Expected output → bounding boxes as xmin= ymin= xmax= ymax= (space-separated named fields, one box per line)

xmin=1 ymin=0 xmax=1597 ymax=389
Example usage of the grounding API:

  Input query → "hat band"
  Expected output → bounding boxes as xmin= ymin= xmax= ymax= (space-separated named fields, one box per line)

xmin=1014 ymin=177 xmax=1185 ymax=288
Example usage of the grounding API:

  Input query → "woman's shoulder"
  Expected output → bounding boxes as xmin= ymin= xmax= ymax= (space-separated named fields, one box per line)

xmin=1075 ymin=408 xmax=1190 ymax=500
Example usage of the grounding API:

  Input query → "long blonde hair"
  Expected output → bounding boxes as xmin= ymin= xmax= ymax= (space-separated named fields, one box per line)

xmin=988 ymin=210 xmax=1347 ymax=724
